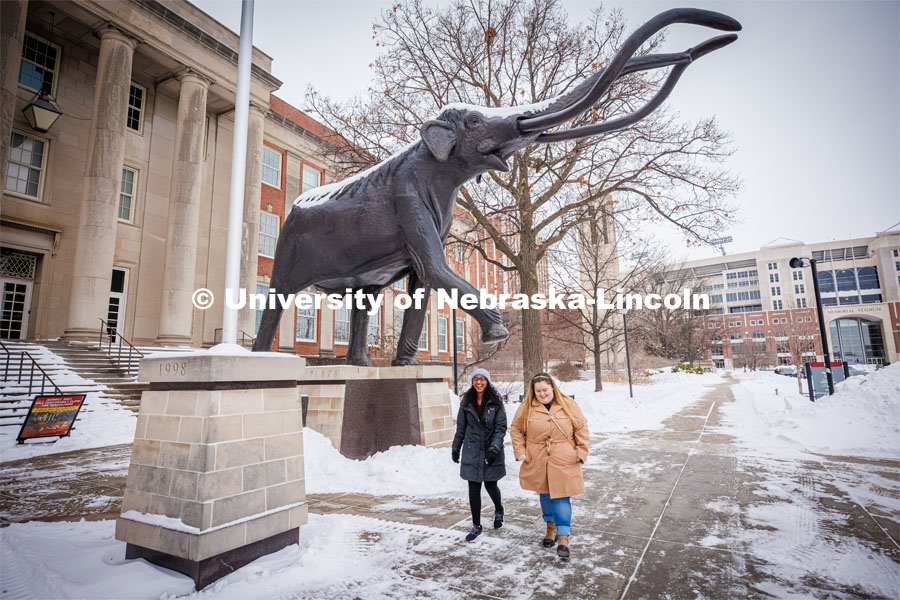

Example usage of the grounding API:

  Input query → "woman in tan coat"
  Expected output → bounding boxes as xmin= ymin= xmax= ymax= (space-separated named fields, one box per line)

xmin=510 ymin=373 xmax=589 ymax=559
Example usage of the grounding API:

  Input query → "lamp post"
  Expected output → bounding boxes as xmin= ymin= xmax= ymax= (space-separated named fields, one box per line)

xmin=790 ymin=256 xmax=834 ymax=395
xmin=451 ymin=308 xmax=458 ymax=395
xmin=622 ymin=309 xmax=633 ymax=398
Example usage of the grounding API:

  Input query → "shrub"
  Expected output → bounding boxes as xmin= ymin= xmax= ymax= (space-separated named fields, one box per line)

xmin=672 ymin=362 xmax=704 ymax=374
xmin=551 ymin=360 xmax=581 ymax=382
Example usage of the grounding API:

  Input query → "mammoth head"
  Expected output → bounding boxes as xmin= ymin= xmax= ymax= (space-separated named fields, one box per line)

xmin=420 ymin=8 xmax=741 ymax=173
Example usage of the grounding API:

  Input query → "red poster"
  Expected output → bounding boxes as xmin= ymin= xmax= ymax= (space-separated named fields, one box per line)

xmin=17 ymin=395 xmax=86 ymax=442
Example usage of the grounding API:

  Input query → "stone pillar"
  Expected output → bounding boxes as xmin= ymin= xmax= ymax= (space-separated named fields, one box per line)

xmin=319 ymin=306 xmax=334 ymax=356
xmin=0 ymin=0 xmax=28 ymax=182
xmin=64 ymin=27 xmax=137 ymax=340
xmin=117 ymin=350 xmax=307 ymax=590
xmin=238 ymin=104 xmax=266 ymax=338
xmin=156 ymin=71 xmax=210 ymax=346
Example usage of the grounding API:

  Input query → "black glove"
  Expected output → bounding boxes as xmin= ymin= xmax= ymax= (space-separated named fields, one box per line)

xmin=452 ymin=449 xmax=460 ymax=463
xmin=485 ymin=446 xmax=499 ymax=465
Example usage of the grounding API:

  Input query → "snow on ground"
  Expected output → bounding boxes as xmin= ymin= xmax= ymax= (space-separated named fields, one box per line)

xmin=0 ymin=346 xmax=137 ymax=463
xmin=720 ymin=364 xmax=900 ymax=460
xmin=303 ymin=371 xmax=721 ymax=497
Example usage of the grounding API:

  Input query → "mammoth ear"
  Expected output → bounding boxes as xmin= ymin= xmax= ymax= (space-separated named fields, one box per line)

xmin=420 ymin=120 xmax=456 ymax=162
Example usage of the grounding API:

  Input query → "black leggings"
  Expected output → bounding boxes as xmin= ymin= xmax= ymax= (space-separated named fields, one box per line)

xmin=468 ymin=480 xmax=503 ymax=526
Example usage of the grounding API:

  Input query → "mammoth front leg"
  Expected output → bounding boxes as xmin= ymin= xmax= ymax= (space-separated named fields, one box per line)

xmin=346 ymin=286 xmax=382 ymax=366
xmin=400 ymin=205 xmax=509 ymax=346
xmin=392 ymin=272 xmax=430 ymax=366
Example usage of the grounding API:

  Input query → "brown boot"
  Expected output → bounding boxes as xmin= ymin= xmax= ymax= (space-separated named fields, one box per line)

xmin=542 ymin=522 xmax=557 ymax=547
xmin=557 ymin=535 xmax=570 ymax=559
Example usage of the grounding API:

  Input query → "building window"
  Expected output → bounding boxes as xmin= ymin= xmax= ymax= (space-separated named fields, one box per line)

xmin=5 ymin=131 xmax=46 ymax=199
xmin=335 ymin=304 xmax=350 ymax=344
xmin=418 ymin=314 xmax=429 ymax=351
xmin=119 ymin=168 xmax=137 ymax=221
xmin=793 ymin=270 xmax=803 ymax=281
xmin=367 ymin=306 xmax=381 ymax=346
xmin=262 ymin=146 xmax=282 ymax=188
xmin=19 ymin=33 xmax=59 ymax=95
xmin=796 ymin=298 xmax=807 ymax=308
xmin=794 ymin=284 xmax=805 ymax=294
xmin=258 ymin=212 xmax=279 ymax=258
xmin=127 ymin=84 xmax=145 ymax=133
xmin=438 ymin=316 xmax=448 ymax=352
xmin=772 ymin=300 xmax=783 ymax=310
xmin=769 ymin=273 xmax=779 ymax=283
xmin=455 ymin=316 xmax=465 ymax=352
xmin=393 ymin=277 xmax=406 ymax=291
xmin=768 ymin=262 xmax=778 ymax=270
xmin=254 ymin=283 xmax=268 ymax=334
xmin=295 ymin=294 xmax=316 ymax=342
xmin=454 ymin=245 xmax=465 ymax=262
xmin=302 ymin=164 xmax=321 ymax=193
xmin=771 ymin=286 xmax=780 ymax=296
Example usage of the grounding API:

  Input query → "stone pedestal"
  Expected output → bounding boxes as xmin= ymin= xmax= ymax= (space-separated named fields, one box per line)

xmin=297 ymin=365 xmax=454 ymax=459
xmin=116 ymin=350 xmax=307 ymax=590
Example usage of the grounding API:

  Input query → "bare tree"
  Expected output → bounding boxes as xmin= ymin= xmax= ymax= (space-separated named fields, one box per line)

xmin=787 ymin=313 xmax=819 ymax=394
xmin=630 ymin=266 xmax=719 ymax=365
xmin=307 ymin=0 xmax=739 ymax=381
xmin=733 ymin=333 xmax=768 ymax=371
xmin=545 ymin=201 xmax=662 ymax=391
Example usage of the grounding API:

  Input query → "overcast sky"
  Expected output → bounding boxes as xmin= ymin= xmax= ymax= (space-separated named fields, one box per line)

xmin=191 ymin=0 xmax=900 ymax=261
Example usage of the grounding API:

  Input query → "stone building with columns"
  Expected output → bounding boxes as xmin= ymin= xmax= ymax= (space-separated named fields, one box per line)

xmin=0 ymin=0 xmax=516 ymax=367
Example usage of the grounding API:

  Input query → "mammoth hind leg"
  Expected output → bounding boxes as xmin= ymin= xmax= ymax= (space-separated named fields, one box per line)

xmin=392 ymin=272 xmax=431 ymax=366
xmin=251 ymin=306 xmax=283 ymax=352
xmin=346 ymin=286 xmax=382 ymax=366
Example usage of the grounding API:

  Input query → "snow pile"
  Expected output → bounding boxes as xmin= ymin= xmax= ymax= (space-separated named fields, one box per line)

xmin=722 ymin=364 xmax=900 ymax=459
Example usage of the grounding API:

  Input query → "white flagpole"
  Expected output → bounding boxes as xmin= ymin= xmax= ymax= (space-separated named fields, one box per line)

xmin=222 ymin=0 xmax=255 ymax=345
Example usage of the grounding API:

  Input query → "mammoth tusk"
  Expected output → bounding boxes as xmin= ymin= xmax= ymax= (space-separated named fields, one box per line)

xmin=518 ymin=8 xmax=741 ymax=133
xmin=533 ymin=33 xmax=738 ymax=143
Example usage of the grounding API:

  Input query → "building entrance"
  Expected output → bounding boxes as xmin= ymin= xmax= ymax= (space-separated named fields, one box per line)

xmin=829 ymin=317 xmax=886 ymax=366
xmin=0 ymin=250 xmax=37 ymax=340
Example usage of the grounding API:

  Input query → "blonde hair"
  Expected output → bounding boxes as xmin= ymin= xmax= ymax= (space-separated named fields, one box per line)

xmin=512 ymin=373 xmax=585 ymax=435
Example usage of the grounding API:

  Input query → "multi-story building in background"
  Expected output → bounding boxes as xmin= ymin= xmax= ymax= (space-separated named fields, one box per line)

xmin=0 ymin=0 xmax=509 ymax=367
xmin=672 ymin=226 xmax=900 ymax=368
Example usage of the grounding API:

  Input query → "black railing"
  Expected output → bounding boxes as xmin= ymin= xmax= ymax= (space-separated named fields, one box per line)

xmin=0 ymin=340 xmax=62 ymax=396
xmin=98 ymin=318 xmax=144 ymax=376
xmin=213 ymin=328 xmax=256 ymax=348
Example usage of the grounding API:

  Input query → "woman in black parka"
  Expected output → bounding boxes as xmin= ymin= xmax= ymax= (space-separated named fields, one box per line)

xmin=452 ymin=368 xmax=507 ymax=542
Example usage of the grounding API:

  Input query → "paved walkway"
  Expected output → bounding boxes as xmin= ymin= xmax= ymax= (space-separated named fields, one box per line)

xmin=1 ymin=379 xmax=898 ymax=598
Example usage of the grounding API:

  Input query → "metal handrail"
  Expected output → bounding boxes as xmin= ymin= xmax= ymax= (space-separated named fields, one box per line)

xmin=213 ymin=328 xmax=256 ymax=347
xmin=98 ymin=318 xmax=145 ymax=376
xmin=0 ymin=340 xmax=63 ymax=395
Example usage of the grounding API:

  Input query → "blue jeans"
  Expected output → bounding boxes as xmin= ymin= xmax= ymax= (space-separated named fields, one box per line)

xmin=539 ymin=494 xmax=572 ymax=536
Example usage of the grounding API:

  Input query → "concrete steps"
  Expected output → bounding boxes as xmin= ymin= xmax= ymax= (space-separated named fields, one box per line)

xmin=0 ymin=340 xmax=195 ymax=427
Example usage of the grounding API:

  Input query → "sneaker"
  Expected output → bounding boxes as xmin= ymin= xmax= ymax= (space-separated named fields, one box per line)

xmin=465 ymin=524 xmax=483 ymax=542
xmin=493 ymin=510 xmax=504 ymax=529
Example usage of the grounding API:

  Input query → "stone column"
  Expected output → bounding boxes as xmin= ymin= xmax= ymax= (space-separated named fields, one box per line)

xmin=0 ymin=0 xmax=28 ymax=182
xmin=156 ymin=71 xmax=210 ymax=346
xmin=64 ymin=27 xmax=138 ymax=340
xmin=319 ymin=306 xmax=334 ymax=356
xmin=238 ymin=104 xmax=266 ymax=338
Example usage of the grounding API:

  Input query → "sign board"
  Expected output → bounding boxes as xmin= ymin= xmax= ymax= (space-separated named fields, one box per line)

xmin=804 ymin=362 xmax=849 ymax=401
xmin=16 ymin=395 xmax=86 ymax=443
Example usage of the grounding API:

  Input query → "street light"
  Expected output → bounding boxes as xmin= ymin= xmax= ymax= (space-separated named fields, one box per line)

xmin=790 ymin=256 xmax=834 ymax=395
xmin=622 ymin=308 xmax=633 ymax=398
xmin=22 ymin=91 xmax=62 ymax=133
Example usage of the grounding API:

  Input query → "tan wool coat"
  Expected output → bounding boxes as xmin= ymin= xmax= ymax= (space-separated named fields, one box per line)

xmin=510 ymin=398 xmax=590 ymax=499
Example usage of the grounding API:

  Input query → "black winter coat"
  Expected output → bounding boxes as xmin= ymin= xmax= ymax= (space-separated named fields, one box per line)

xmin=452 ymin=395 xmax=507 ymax=482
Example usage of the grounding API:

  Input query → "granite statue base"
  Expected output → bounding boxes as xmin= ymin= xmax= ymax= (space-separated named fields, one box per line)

xmin=297 ymin=365 xmax=454 ymax=459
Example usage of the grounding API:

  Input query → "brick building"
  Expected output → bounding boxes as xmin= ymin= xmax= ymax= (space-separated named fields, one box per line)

xmin=671 ymin=228 xmax=900 ymax=368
